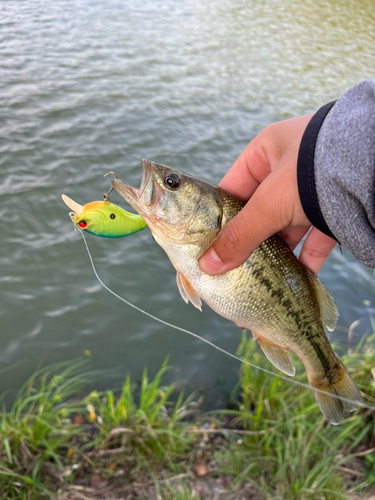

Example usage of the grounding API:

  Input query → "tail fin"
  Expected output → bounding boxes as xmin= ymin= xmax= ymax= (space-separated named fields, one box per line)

xmin=308 ymin=358 xmax=362 ymax=425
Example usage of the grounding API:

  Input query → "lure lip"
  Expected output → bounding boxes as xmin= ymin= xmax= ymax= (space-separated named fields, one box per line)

xmin=61 ymin=194 xmax=84 ymax=218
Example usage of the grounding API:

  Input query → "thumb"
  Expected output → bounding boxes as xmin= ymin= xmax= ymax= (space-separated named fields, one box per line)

xmin=198 ymin=174 xmax=288 ymax=275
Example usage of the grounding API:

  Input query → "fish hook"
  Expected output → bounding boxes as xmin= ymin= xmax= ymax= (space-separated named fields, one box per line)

xmin=103 ymin=171 xmax=118 ymax=202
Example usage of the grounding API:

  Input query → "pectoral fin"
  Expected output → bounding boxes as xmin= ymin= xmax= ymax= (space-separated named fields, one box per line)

xmin=176 ymin=272 xmax=202 ymax=311
xmin=256 ymin=337 xmax=295 ymax=376
xmin=307 ymin=270 xmax=338 ymax=331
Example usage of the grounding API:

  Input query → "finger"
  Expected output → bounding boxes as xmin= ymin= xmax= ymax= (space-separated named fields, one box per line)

xmin=219 ymin=114 xmax=314 ymax=201
xmin=218 ymin=135 xmax=271 ymax=201
xmin=281 ymin=226 xmax=310 ymax=251
xmin=199 ymin=175 xmax=286 ymax=275
xmin=298 ymin=227 xmax=337 ymax=274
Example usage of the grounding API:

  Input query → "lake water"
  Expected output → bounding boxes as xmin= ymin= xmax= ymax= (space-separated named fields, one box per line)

xmin=1 ymin=0 xmax=375 ymax=407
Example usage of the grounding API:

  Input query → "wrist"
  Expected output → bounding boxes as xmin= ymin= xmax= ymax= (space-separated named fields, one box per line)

xmin=297 ymin=101 xmax=338 ymax=242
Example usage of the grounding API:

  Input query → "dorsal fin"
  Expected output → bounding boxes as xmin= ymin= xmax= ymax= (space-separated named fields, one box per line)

xmin=307 ymin=270 xmax=338 ymax=331
xmin=176 ymin=272 xmax=202 ymax=311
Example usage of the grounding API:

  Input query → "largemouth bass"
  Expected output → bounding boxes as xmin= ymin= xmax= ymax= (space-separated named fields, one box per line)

xmin=112 ymin=159 xmax=362 ymax=424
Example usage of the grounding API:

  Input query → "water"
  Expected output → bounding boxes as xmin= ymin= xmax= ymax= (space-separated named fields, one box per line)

xmin=1 ymin=0 xmax=375 ymax=407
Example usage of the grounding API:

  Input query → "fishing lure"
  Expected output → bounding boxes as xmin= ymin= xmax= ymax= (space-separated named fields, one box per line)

xmin=61 ymin=195 xmax=147 ymax=238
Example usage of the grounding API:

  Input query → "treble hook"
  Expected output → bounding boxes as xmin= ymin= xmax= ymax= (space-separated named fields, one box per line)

xmin=103 ymin=171 xmax=118 ymax=202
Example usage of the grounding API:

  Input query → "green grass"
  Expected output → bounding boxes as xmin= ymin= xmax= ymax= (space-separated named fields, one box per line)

xmin=212 ymin=331 xmax=375 ymax=500
xmin=0 ymin=332 xmax=374 ymax=499
xmin=82 ymin=357 xmax=197 ymax=476
xmin=0 ymin=360 xmax=88 ymax=498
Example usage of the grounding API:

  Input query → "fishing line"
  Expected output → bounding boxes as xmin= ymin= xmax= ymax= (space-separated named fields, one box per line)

xmin=77 ymin=227 xmax=374 ymax=412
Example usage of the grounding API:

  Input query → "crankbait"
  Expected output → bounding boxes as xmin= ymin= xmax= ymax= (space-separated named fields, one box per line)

xmin=62 ymin=194 xmax=147 ymax=238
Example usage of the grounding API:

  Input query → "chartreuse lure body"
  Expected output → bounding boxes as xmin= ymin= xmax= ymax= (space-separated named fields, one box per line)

xmin=62 ymin=195 xmax=147 ymax=238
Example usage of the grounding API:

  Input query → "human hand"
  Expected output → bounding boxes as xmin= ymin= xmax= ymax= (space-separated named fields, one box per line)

xmin=198 ymin=114 xmax=337 ymax=275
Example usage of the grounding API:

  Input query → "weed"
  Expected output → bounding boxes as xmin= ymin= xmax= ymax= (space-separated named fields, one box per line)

xmin=213 ymin=330 xmax=374 ymax=500
xmin=0 ymin=360 xmax=88 ymax=499
xmin=0 ymin=329 xmax=373 ymax=499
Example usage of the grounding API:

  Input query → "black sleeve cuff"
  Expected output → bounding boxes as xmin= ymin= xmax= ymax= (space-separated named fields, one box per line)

xmin=297 ymin=101 xmax=338 ymax=241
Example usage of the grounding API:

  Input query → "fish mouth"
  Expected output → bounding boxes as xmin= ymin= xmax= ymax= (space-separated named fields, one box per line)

xmin=112 ymin=159 xmax=163 ymax=217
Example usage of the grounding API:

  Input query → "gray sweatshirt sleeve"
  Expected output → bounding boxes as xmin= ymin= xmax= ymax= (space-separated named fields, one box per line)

xmin=297 ymin=81 xmax=375 ymax=269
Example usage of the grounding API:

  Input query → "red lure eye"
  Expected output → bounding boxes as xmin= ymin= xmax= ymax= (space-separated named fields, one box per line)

xmin=78 ymin=221 xmax=87 ymax=228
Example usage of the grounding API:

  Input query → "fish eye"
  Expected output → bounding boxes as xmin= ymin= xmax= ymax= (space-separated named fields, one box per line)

xmin=110 ymin=213 xmax=116 ymax=219
xmin=164 ymin=172 xmax=181 ymax=190
xmin=78 ymin=221 xmax=87 ymax=228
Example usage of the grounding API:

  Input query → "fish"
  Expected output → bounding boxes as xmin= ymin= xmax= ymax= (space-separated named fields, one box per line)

xmin=61 ymin=194 xmax=147 ymax=238
xmin=111 ymin=159 xmax=363 ymax=424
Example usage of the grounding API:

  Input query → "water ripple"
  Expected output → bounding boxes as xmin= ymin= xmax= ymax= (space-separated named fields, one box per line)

xmin=0 ymin=0 xmax=374 ymax=401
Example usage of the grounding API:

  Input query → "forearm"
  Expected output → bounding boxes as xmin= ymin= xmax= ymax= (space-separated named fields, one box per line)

xmin=297 ymin=80 xmax=375 ymax=268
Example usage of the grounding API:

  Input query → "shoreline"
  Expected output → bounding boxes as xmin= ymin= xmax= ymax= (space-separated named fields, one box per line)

xmin=1 ymin=332 xmax=374 ymax=499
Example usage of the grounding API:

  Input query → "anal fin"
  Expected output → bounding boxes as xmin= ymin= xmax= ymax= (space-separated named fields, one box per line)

xmin=176 ymin=272 xmax=202 ymax=312
xmin=256 ymin=337 xmax=295 ymax=376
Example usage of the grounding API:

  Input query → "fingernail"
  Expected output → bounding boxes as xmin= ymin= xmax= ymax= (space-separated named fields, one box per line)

xmin=199 ymin=248 xmax=223 ymax=274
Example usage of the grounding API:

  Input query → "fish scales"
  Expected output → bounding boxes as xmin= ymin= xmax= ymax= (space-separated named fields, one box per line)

xmin=113 ymin=159 xmax=363 ymax=424
xmin=155 ymin=232 xmax=332 ymax=368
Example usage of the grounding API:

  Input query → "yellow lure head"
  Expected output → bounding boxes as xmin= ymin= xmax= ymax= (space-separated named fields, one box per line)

xmin=62 ymin=195 xmax=147 ymax=238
